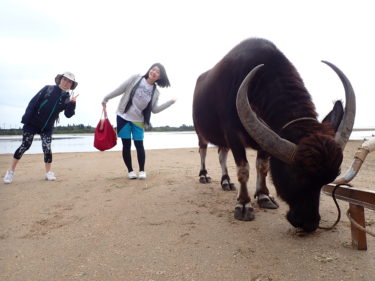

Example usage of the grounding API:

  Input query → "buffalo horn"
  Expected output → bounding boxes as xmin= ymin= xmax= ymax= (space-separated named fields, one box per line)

xmin=236 ymin=64 xmax=297 ymax=165
xmin=321 ymin=61 xmax=356 ymax=150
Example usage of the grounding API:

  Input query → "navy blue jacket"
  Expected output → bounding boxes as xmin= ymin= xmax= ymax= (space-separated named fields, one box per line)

xmin=21 ymin=85 xmax=76 ymax=132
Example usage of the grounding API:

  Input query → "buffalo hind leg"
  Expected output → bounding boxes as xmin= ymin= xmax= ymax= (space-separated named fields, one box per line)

xmin=198 ymin=135 xmax=211 ymax=183
xmin=218 ymin=147 xmax=236 ymax=191
xmin=255 ymin=151 xmax=279 ymax=209
xmin=230 ymin=142 xmax=254 ymax=221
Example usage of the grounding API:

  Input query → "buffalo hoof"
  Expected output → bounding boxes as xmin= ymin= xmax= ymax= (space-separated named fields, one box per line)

xmin=257 ymin=195 xmax=279 ymax=209
xmin=234 ymin=203 xmax=255 ymax=221
xmin=222 ymin=183 xmax=236 ymax=191
xmin=199 ymin=175 xmax=211 ymax=184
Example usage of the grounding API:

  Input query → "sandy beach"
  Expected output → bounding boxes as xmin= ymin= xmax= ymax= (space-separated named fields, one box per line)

xmin=0 ymin=140 xmax=374 ymax=281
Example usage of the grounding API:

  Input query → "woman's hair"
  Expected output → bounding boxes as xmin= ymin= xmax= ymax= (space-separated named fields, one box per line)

xmin=143 ymin=63 xmax=171 ymax=88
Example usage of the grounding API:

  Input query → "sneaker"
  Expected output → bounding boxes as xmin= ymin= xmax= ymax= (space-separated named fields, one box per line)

xmin=138 ymin=171 xmax=146 ymax=180
xmin=128 ymin=171 xmax=138 ymax=179
xmin=4 ymin=170 xmax=14 ymax=184
xmin=45 ymin=171 xmax=56 ymax=181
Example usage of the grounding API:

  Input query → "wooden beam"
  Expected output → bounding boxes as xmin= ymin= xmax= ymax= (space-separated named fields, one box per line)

xmin=321 ymin=183 xmax=375 ymax=250
xmin=321 ymin=184 xmax=375 ymax=211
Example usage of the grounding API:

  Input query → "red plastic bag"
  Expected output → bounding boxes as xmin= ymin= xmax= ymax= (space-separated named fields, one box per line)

xmin=94 ymin=110 xmax=117 ymax=151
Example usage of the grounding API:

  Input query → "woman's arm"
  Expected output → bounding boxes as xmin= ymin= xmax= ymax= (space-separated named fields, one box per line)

xmin=102 ymin=74 xmax=138 ymax=104
xmin=151 ymin=89 xmax=176 ymax=113
xmin=21 ymin=86 xmax=48 ymax=124
xmin=64 ymin=95 xmax=76 ymax=118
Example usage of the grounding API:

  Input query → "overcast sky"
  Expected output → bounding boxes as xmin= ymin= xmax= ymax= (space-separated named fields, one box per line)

xmin=1 ymin=0 xmax=374 ymax=129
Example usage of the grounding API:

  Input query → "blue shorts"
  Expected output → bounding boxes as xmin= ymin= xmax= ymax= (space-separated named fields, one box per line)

xmin=116 ymin=115 xmax=144 ymax=141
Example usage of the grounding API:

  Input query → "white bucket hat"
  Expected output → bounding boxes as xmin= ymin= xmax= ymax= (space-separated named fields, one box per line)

xmin=55 ymin=71 xmax=78 ymax=90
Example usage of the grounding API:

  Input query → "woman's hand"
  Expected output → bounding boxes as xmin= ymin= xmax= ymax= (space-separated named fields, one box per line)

xmin=70 ymin=92 xmax=79 ymax=103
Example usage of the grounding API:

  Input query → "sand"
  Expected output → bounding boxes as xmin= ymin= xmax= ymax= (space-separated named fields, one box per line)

xmin=0 ymin=140 xmax=374 ymax=281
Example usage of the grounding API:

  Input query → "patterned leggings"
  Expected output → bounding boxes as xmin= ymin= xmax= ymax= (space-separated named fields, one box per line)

xmin=14 ymin=131 xmax=53 ymax=163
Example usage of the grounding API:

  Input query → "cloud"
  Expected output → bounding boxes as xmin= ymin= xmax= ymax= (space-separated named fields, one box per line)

xmin=1 ymin=0 xmax=374 ymax=129
xmin=0 ymin=0 xmax=63 ymax=39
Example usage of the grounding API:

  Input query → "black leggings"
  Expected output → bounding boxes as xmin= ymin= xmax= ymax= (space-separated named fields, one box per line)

xmin=14 ymin=131 xmax=53 ymax=163
xmin=121 ymin=138 xmax=145 ymax=172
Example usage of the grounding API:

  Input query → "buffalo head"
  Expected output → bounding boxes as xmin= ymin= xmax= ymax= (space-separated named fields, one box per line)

xmin=236 ymin=62 xmax=356 ymax=232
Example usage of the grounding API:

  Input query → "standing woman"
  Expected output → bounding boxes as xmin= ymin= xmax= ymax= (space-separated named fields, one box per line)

xmin=3 ymin=72 xmax=79 ymax=184
xmin=102 ymin=63 xmax=176 ymax=179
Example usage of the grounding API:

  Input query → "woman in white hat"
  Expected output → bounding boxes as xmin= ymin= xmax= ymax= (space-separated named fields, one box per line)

xmin=3 ymin=72 xmax=79 ymax=184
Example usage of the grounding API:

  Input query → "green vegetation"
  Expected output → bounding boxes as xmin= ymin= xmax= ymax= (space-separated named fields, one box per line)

xmin=148 ymin=124 xmax=194 ymax=132
xmin=0 ymin=124 xmax=195 ymax=135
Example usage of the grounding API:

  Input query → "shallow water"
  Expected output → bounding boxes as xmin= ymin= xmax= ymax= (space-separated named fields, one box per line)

xmin=0 ymin=131 xmax=200 ymax=154
xmin=0 ymin=130 xmax=373 ymax=155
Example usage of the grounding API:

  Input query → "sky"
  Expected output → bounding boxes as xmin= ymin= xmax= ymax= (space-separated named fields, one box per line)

xmin=1 ymin=0 xmax=374 ymax=129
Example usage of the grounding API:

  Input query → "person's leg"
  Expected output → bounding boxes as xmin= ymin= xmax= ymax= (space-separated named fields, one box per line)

xmin=45 ymin=162 xmax=52 ymax=173
xmin=4 ymin=131 xmax=34 ymax=183
xmin=132 ymin=122 xmax=146 ymax=179
xmin=9 ymin=158 xmax=19 ymax=171
xmin=134 ymin=140 xmax=145 ymax=172
xmin=41 ymin=132 xmax=55 ymax=180
xmin=13 ymin=131 xmax=35 ymax=169
xmin=121 ymin=138 xmax=133 ymax=172
xmin=117 ymin=116 xmax=136 ymax=177
xmin=41 ymin=132 xmax=53 ymax=171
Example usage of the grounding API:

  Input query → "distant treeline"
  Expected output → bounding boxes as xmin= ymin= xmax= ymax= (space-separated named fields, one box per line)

xmin=0 ymin=124 xmax=195 ymax=135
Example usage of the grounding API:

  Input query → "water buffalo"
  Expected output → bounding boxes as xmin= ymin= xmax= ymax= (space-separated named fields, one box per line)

xmin=192 ymin=38 xmax=355 ymax=232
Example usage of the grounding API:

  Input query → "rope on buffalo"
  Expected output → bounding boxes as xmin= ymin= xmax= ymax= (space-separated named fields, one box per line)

xmin=319 ymin=184 xmax=341 ymax=230
xmin=346 ymin=209 xmax=375 ymax=237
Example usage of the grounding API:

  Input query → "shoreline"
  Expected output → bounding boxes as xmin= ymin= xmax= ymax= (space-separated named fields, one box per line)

xmin=0 ymin=139 xmax=367 ymax=153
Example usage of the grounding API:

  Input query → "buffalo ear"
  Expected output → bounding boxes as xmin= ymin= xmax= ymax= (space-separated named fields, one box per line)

xmin=322 ymin=100 xmax=344 ymax=132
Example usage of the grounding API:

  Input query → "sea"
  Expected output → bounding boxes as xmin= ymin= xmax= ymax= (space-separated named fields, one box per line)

xmin=0 ymin=130 xmax=374 ymax=155
xmin=0 ymin=131 xmax=199 ymax=154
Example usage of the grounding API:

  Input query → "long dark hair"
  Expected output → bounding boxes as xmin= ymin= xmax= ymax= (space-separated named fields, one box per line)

xmin=143 ymin=63 xmax=171 ymax=88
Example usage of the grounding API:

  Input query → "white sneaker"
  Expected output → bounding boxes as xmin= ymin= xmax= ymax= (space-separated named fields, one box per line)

xmin=138 ymin=171 xmax=146 ymax=179
xmin=128 ymin=171 xmax=138 ymax=179
xmin=45 ymin=171 xmax=56 ymax=181
xmin=4 ymin=170 xmax=14 ymax=184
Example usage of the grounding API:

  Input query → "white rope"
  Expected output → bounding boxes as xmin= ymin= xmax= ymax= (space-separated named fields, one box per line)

xmin=334 ymin=136 xmax=375 ymax=185
xmin=362 ymin=136 xmax=375 ymax=152
xmin=346 ymin=209 xmax=375 ymax=237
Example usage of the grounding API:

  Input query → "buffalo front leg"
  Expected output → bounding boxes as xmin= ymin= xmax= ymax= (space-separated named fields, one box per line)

xmin=218 ymin=147 xmax=236 ymax=191
xmin=234 ymin=162 xmax=255 ymax=221
xmin=229 ymin=138 xmax=254 ymax=221
xmin=255 ymin=151 xmax=279 ymax=209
